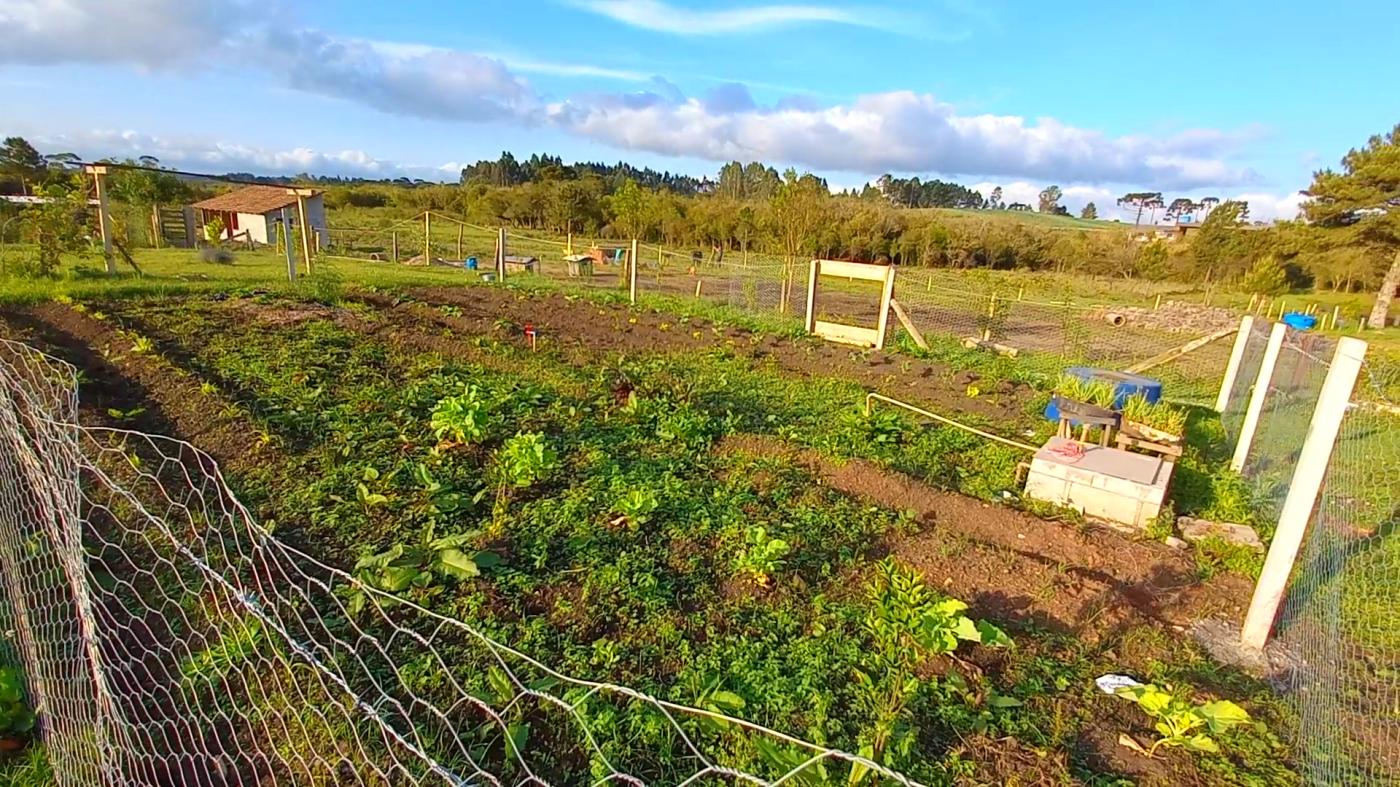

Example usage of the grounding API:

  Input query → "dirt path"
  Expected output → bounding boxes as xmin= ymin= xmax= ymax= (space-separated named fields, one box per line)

xmin=0 ymin=302 xmax=273 ymax=474
xmin=719 ymin=433 xmax=1251 ymax=641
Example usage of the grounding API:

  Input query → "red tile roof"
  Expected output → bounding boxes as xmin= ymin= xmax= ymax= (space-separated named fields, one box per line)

xmin=191 ymin=186 xmax=319 ymax=215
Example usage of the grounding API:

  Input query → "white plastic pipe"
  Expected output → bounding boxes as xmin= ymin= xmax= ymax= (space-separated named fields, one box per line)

xmin=1241 ymin=336 xmax=1367 ymax=651
xmin=1215 ymin=315 xmax=1255 ymax=412
xmin=1229 ymin=322 xmax=1287 ymax=472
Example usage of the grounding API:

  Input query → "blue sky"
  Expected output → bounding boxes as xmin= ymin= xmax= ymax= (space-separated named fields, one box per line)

xmin=3 ymin=0 xmax=1398 ymax=219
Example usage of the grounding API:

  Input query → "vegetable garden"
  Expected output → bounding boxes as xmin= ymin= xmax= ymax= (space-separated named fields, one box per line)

xmin=0 ymin=272 xmax=1299 ymax=785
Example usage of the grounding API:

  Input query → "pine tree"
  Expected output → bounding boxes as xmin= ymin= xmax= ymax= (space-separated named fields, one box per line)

xmin=1080 ymin=202 xmax=1098 ymax=220
xmin=1303 ymin=124 xmax=1400 ymax=328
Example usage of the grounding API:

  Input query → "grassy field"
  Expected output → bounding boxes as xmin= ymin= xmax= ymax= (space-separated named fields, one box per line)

xmin=0 ymin=239 xmax=1317 ymax=784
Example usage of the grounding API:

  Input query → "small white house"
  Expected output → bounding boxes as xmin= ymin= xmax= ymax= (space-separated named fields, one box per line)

xmin=191 ymin=186 xmax=327 ymax=247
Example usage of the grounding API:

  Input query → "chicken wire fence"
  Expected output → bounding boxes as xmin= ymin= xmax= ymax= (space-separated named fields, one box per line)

xmin=1222 ymin=325 xmax=1400 ymax=784
xmin=321 ymin=214 xmax=1240 ymax=403
xmin=0 ymin=338 xmax=920 ymax=787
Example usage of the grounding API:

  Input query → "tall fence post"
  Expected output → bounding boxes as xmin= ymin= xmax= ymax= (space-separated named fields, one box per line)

xmin=1230 ymin=322 xmax=1287 ymax=472
xmin=629 ymin=239 xmax=639 ymax=304
xmin=1215 ymin=315 xmax=1256 ymax=412
xmin=85 ymin=165 xmax=116 ymax=274
xmin=391 ymin=231 xmax=399 ymax=264
xmin=287 ymin=189 xmax=315 ymax=276
xmin=496 ymin=227 xmax=507 ymax=281
xmin=1241 ymin=336 xmax=1368 ymax=651
xmin=424 ymin=211 xmax=431 ymax=263
xmin=280 ymin=208 xmax=296 ymax=283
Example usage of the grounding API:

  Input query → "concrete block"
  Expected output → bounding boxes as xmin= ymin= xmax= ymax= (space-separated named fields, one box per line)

xmin=1177 ymin=517 xmax=1264 ymax=552
xmin=1024 ymin=437 xmax=1174 ymax=530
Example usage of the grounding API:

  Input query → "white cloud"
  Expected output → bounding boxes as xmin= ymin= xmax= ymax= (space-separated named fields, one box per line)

xmin=33 ymin=129 xmax=446 ymax=180
xmin=0 ymin=0 xmax=243 ymax=66
xmin=549 ymin=90 xmax=1258 ymax=189
xmin=251 ymin=30 xmax=540 ymax=122
xmin=2 ymin=2 xmax=1261 ymax=191
xmin=565 ymin=0 xmax=872 ymax=34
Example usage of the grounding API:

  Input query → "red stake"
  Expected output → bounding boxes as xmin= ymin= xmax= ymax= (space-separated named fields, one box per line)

xmin=524 ymin=323 xmax=537 ymax=351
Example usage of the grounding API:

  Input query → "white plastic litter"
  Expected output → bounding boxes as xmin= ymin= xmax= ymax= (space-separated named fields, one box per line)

xmin=1095 ymin=674 xmax=1144 ymax=695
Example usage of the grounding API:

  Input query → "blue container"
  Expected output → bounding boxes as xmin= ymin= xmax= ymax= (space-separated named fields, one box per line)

xmin=1044 ymin=367 xmax=1163 ymax=423
xmin=1282 ymin=311 xmax=1317 ymax=331
xmin=466 ymin=256 xmax=478 ymax=270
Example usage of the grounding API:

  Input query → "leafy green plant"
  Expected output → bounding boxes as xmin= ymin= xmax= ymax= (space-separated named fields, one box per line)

xmin=853 ymin=559 xmax=1011 ymax=771
xmin=1055 ymin=373 xmax=1115 ymax=408
xmin=431 ymin=385 xmax=488 ymax=444
xmin=733 ymin=525 xmax=789 ymax=586
xmin=180 ymin=618 xmax=264 ymax=685
xmin=355 ymin=466 xmax=390 ymax=511
xmin=350 ymin=527 xmax=500 ymax=614
xmin=0 ymin=666 xmax=36 ymax=739
xmin=1122 ymin=394 xmax=1187 ymax=436
xmin=612 ymin=488 xmax=658 ymax=529
xmin=497 ymin=431 xmax=558 ymax=488
xmin=1114 ymin=683 xmax=1252 ymax=757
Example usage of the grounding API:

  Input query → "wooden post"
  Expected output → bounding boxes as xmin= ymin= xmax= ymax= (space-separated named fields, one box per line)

xmin=1331 ymin=305 xmax=1341 ymax=331
xmin=286 ymin=188 xmax=315 ymax=275
xmin=874 ymin=266 xmax=897 ymax=349
xmin=695 ymin=279 xmax=703 ymax=298
xmin=150 ymin=203 xmax=161 ymax=249
xmin=1017 ymin=286 xmax=1024 ymax=301
xmin=982 ymin=293 xmax=998 ymax=341
xmin=890 ymin=298 xmax=928 ymax=350
xmin=1248 ymin=293 xmax=1259 ymax=312
xmin=86 ymin=166 xmax=116 ymax=274
xmin=279 ymin=207 xmax=296 ymax=283
xmin=456 ymin=223 xmax=464 ymax=260
xmin=391 ymin=231 xmax=399 ymax=264
xmin=804 ymin=260 xmax=820 ymax=333
xmin=1230 ymin=322 xmax=1287 ymax=472
xmin=424 ymin=211 xmax=431 ymax=263
xmin=1241 ymin=336 xmax=1367 ymax=651
xmin=566 ymin=231 xmax=573 ymax=255
xmin=629 ymin=238 xmax=639 ymax=303
xmin=1154 ymin=293 xmax=1163 ymax=310
xmin=1214 ymin=315 xmax=1255 ymax=412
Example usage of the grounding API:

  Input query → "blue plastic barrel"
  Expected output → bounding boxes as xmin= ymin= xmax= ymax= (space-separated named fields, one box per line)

xmin=1281 ymin=311 xmax=1317 ymax=331
xmin=466 ymin=256 xmax=478 ymax=270
xmin=1044 ymin=367 xmax=1163 ymax=422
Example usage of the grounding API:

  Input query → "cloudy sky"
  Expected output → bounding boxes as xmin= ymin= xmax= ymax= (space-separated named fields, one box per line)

xmin=3 ymin=0 xmax=1397 ymax=221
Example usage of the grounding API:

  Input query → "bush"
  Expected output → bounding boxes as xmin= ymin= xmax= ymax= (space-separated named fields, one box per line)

xmin=1239 ymin=254 xmax=1289 ymax=296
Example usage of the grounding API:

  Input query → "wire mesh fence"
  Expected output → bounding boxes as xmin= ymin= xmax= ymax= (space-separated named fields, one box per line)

xmin=1213 ymin=324 xmax=1400 ymax=784
xmin=0 ymin=338 xmax=922 ymax=786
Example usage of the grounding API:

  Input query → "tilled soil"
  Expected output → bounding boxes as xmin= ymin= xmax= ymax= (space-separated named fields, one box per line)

xmin=402 ymin=286 xmax=1037 ymax=425
xmin=718 ymin=433 xmax=1251 ymax=642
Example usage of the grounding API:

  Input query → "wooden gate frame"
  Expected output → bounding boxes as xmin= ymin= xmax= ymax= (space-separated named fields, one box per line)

xmin=803 ymin=260 xmax=897 ymax=348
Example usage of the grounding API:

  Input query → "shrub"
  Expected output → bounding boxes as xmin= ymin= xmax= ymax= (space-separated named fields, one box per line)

xmin=1239 ymin=254 xmax=1289 ymax=296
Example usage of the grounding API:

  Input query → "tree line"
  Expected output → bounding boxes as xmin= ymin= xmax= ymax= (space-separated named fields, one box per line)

xmin=4 ymin=127 xmax=1397 ymax=327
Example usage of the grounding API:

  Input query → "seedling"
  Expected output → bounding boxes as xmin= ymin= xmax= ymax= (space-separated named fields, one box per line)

xmin=1055 ymin=373 xmax=1116 ymax=408
xmin=733 ymin=526 xmax=789 ymax=586
xmin=349 ymin=527 xmax=500 ymax=614
xmin=1114 ymin=683 xmax=1252 ymax=757
xmin=1121 ymin=394 xmax=1186 ymax=437
xmin=431 ymin=386 xmax=488 ymax=444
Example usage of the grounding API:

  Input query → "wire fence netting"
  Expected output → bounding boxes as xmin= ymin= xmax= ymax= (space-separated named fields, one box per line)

xmin=0 ymin=338 xmax=922 ymax=786
xmin=1222 ymin=326 xmax=1400 ymax=785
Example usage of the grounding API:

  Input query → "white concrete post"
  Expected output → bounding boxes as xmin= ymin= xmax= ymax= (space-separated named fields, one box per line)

xmin=1241 ymin=336 xmax=1367 ymax=650
xmin=496 ymin=227 xmax=506 ymax=281
xmin=1230 ymin=322 xmax=1287 ymax=472
xmin=1215 ymin=315 xmax=1256 ymax=412
xmin=629 ymin=238 xmax=639 ymax=304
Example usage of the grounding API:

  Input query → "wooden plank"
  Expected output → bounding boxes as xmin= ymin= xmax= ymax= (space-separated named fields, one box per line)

xmin=812 ymin=259 xmax=890 ymax=282
xmin=888 ymin=298 xmax=928 ymax=349
xmin=874 ymin=266 xmax=896 ymax=349
xmin=813 ymin=320 xmax=879 ymax=347
xmin=1124 ymin=325 xmax=1238 ymax=374
xmin=804 ymin=259 xmax=819 ymax=332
